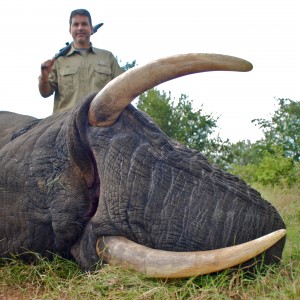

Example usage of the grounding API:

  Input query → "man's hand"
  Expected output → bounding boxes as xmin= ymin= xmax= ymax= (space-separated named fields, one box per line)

xmin=40 ymin=58 xmax=55 ymax=77
xmin=39 ymin=58 xmax=55 ymax=97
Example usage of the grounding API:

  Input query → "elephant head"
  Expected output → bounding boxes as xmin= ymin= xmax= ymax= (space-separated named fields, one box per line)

xmin=0 ymin=54 xmax=286 ymax=278
xmin=71 ymin=53 xmax=286 ymax=277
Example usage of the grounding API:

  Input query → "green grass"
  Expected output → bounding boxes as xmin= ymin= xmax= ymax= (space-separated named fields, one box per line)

xmin=1 ymin=186 xmax=299 ymax=299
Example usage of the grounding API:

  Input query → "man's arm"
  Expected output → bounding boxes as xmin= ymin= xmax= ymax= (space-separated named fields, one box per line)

xmin=38 ymin=59 xmax=55 ymax=97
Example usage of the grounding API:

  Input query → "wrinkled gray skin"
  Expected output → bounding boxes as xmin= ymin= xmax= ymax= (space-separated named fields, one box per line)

xmin=0 ymin=95 xmax=285 ymax=271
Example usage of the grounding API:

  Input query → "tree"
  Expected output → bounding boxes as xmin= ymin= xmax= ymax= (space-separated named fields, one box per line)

xmin=121 ymin=60 xmax=136 ymax=71
xmin=226 ymin=98 xmax=300 ymax=186
xmin=118 ymin=58 xmax=136 ymax=71
xmin=136 ymin=89 xmax=219 ymax=153
xmin=252 ymin=98 xmax=300 ymax=161
xmin=137 ymin=89 xmax=174 ymax=137
xmin=210 ymin=139 xmax=266 ymax=171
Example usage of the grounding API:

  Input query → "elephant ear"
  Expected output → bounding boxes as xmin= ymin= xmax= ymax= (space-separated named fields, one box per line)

xmin=88 ymin=53 xmax=253 ymax=127
xmin=68 ymin=96 xmax=99 ymax=188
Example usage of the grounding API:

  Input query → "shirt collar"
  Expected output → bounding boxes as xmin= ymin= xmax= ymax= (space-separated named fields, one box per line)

xmin=67 ymin=43 xmax=95 ymax=56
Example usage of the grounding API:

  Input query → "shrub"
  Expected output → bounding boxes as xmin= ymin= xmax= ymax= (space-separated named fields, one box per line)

xmin=231 ymin=147 xmax=300 ymax=187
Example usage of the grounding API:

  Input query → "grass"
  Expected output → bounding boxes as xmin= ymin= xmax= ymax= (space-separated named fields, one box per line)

xmin=0 ymin=185 xmax=299 ymax=299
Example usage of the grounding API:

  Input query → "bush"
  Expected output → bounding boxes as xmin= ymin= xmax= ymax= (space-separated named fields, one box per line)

xmin=231 ymin=148 xmax=300 ymax=187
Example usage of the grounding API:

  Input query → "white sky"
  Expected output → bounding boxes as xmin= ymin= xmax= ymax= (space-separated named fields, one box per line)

xmin=0 ymin=0 xmax=299 ymax=142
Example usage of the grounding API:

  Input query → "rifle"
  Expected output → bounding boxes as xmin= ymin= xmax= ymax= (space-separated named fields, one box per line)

xmin=54 ymin=23 xmax=104 ymax=60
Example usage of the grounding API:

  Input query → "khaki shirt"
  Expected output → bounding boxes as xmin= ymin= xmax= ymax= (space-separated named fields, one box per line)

xmin=48 ymin=44 xmax=123 ymax=114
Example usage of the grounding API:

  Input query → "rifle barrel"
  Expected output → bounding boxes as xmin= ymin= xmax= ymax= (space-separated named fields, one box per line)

xmin=93 ymin=23 xmax=104 ymax=34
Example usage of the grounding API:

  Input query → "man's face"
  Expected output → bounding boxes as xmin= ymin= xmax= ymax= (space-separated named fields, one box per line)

xmin=69 ymin=15 xmax=93 ymax=47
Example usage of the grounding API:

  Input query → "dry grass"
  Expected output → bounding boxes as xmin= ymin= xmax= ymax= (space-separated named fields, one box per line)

xmin=0 ymin=185 xmax=299 ymax=300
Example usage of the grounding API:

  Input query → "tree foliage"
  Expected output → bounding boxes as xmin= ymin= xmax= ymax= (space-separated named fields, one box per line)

xmin=136 ymin=89 xmax=219 ymax=153
xmin=119 ymin=59 xmax=136 ymax=71
xmin=212 ymin=139 xmax=266 ymax=171
xmin=231 ymin=145 xmax=300 ymax=187
xmin=136 ymin=89 xmax=300 ymax=187
xmin=227 ymin=98 xmax=300 ymax=186
xmin=252 ymin=98 xmax=300 ymax=161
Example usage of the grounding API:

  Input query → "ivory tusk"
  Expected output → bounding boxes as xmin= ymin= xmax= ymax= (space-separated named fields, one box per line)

xmin=88 ymin=53 xmax=253 ymax=127
xmin=96 ymin=229 xmax=286 ymax=278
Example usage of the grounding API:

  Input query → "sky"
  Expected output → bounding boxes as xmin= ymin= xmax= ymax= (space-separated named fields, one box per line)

xmin=0 ymin=0 xmax=299 ymax=142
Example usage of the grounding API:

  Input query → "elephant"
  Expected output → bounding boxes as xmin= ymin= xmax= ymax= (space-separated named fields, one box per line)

xmin=0 ymin=53 xmax=286 ymax=278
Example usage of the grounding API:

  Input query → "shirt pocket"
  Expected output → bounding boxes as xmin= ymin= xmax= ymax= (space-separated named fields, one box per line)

xmin=94 ymin=65 xmax=112 ymax=89
xmin=59 ymin=66 xmax=78 ymax=86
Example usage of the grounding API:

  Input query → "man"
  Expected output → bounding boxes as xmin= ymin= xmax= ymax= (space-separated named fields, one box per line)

xmin=39 ymin=9 xmax=123 ymax=114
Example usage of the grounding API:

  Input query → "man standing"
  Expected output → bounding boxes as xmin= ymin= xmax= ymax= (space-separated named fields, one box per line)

xmin=39 ymin=9 xmax=123 ymax=114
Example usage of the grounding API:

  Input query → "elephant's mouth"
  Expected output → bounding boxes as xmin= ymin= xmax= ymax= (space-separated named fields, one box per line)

xmin=85 ymin=53 xmax=286 ymax=278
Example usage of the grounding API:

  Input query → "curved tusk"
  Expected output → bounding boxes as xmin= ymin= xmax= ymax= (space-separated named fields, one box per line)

xmin=96 ymin=229 xmax=285 ymax=278
xmin=88 ymin=53 xmax=253 ymax=127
